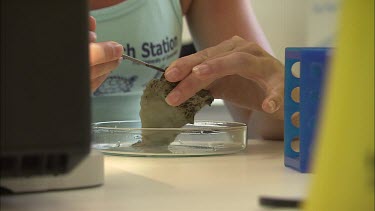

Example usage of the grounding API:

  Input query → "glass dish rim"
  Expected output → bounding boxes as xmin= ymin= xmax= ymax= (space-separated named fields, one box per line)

xmin=92 ymin=120 xmax=247 ymax=131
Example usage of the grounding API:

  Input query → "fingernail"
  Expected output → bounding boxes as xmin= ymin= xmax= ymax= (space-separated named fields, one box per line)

xmin=192 ymin=64 xmax=210 ymax=75
xmin=89 ymin=31 xmax=97 ymax=42
xmin=166 ymin=90 xmax=182 ymax=106
xmin=112 ymin=43 xmax=124 ymax=57
xmin=267 ymin=100 xmax=277 ymax=113
xmin=165 ymin=67 xmax=179 ymax=81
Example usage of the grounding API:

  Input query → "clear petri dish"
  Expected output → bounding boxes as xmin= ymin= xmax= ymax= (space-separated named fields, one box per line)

xmin=91 ymin=120 xmax=247 ymax=157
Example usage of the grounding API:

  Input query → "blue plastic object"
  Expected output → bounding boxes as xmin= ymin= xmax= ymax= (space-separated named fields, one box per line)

xmin=284 ymin=47 xmax=331 ymax=173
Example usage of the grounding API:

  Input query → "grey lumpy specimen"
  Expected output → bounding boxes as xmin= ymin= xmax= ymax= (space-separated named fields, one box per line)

xmin=136 ymin=75 xmax=214 ymax=147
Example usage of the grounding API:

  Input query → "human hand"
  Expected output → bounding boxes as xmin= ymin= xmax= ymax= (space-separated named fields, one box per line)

xmin=164 ymin=36 xmax=284 ymax=119
xmin=89 ymin=16 xmax=123 ymax=92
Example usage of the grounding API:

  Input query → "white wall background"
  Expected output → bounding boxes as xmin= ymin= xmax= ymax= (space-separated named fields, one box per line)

xmin=182 ymin=0 xmax=340 ymax=63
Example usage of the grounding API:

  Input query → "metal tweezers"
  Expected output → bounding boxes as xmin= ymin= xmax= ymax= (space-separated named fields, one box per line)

xmin=122 ymin=50 xmax=165 ymax=73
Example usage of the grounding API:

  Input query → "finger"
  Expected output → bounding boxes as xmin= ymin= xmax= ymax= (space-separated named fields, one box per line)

xmin=165 ymin=37 xmax=271 ymax=83
xmin=91 ymin=73 xmax=110 ymax=92
xmin=260 ymin=70 xmax=284 ymax=119
xmin=164 ymin=38 xmax=238 ymax=82
xmin=262 ymin=85 xmax=284 ymax=119
xmin=89 ymin=31 xmax=97 ymax=42
xmin=89 ymin=16 xmax=96 ymax=32
xmin=90 ymin=42 xmax=123 ymax=66
xmin=90 ymin=59 xmax=122 ymax=79
xmin=165 ymin=73 xmax=213 ymax=106
xmin=165 ymin=52 xmax=259 ymax=107
xmin=191 ymin=52 xmax=278 ymax=88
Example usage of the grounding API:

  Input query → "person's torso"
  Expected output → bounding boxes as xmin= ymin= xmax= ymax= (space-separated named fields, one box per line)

xmin=91 ymin=0 xmax=183 ymax=96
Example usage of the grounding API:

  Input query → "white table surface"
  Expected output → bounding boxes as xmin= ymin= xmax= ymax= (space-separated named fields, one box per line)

xmin=1 ymin=139 xmax=310 ymax=211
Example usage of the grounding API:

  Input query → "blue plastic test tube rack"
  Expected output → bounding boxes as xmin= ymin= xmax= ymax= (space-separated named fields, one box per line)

xmin=284 ymin=47 xmax=332 ymax=173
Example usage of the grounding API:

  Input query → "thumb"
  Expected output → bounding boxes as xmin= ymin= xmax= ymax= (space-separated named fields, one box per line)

xmin=89 ymin=16 xmax=96 ymax=32
xmin=89 ymin=16 xmax=97 ymax=43
xmin=261 ymin=85 xmax=284 ymax=119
